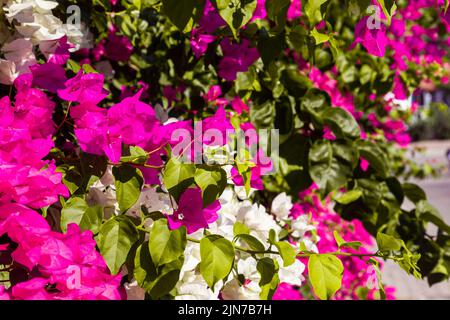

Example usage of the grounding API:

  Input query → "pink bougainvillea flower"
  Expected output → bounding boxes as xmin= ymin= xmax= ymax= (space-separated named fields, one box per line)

xmin=58 ymin=70 xmax=109 ymax=105
xmin=0 ymin=164 xmax=69 ymax=209
xmin=107 ymin=89 xmax=159 ymax=148
xmin=251 ymin=0 xmax=267 ymax=21
xmin=0 ymin=287 xmax=10 ymax=300
xmin=273 ymin=283 xmax=302 ymax=300
xmin=287 ymin=0 xmax=302 ymax=20
xmin=30 ymin=62 xmax=67 ymax=93
xmin=167 ymin=187 xmax=220 ymax=234
xmin=231 ymin=149 xmax=273 ymax=190
xmin=105 ymin=32 xmax=133 ymax=62
xmin=360 ymin=157 xmax=369 ymax=172
xmin=389 ymin=18 xmax=406 ymax=37
xmin=352 ymin=16 xmax=388 ymax=57
xmin=190 ymin=28 xmax=216 ymax=58
xmin=323 ymin=126 xmax=336 ymax=141
xmin=392 ymin=74 xmax=408 ymax=100
xmin=201 ymin=106 xmax=234 ymax=146
xmin=231 ymin=96 xmax=249 ymax=115
xmin=218 ymin=39 xmax=259 ymax=81
xmin=39 ymin=36 xmax=73 ymax=65
xmin=198 ymin=0 xmax=226 ymax=33
xmin=290 ymin=185 xmax=396 ymax=300
xmin=0 ymin=203 xmax=123 ymax=300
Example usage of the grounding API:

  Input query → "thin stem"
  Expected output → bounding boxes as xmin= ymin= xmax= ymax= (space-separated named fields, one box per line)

xmin=56 ymin=102 xmax=72 ymax=132
xmin=108 ymin=161 xmax=164 ymax=169
xmin=136 ymin=229 xmax=391 ymax=262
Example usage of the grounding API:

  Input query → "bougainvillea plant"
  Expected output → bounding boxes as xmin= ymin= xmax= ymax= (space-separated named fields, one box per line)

xmin=0 ymin=0 xmax=449 ymax=300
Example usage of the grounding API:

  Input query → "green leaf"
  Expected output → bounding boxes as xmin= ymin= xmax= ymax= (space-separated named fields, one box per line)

xmin=134 ymin=241 xmax=184 ymax=299
xmin=147 ymin=258 xmax=184 ymax=299
xmin=120 ymin=146 xmax=149 ymax=165
xmin=416 ymin=200 xmax=450 ymax=234
xmin=113 ymin=165 xmax=144 ymax=213
xmin=58 ymin=165 xmax=82 ymax=194
xmin=149 ymin=219 xmax=187 ymax=267
xmin=333 ymin=231 xmax=362 ymax=250
xmin=309 ymin=140 xmax=358 ymax=194
xmin=274 ymin=242 xmax=297 ymax=267
xmin=200 ymin=235 xmax=235 ymax=288
xmin=376 ymin=232 xmax=402 ymax=252
xmin=368 ymin=258 xmax=386 ymax=300
xmin=308 ymin=254 xmax=343 ymax=300
xmin=163 ymin=157 xmax=196 ymax=196
xmin=300 ymin=88 xmax=330 ymax=121
xmin=257 ymin=30 xmax=286 ymax=65
xmin=356 ymin=140 xmax=389 ymax=178
xmin=162 ymin=0 xmax=200 ymax=32
xmin=134 ymin=241 xmax=157 ymax=289
xmin=97 ymin=217 xmax=139 ymax=274
xmin=321 ymin=107 xmax=361 ymax=139
xmin=310 ymin=27 xmax=329 ymax=44
xmin=265 ymin=0 xmax=291 ymax=30
xmin=257 ymin=257 xmax=280 ymax=300
xmin=235 ymin=234 xmax=265 ymax=252
xmin=335 ymin=190 xmax=363 ymax=205
xmin=304 ymin=0 xmax=329 ymax=25
xmin=402 ymin=183 xmax=426 ymax=204
xmin=82 ymin=63 xmax=98 ymax=74
xmin=250 ymin=100 xmax=276 ymax=129
xmin=211 ymin=0 xmax=258 ymax=38
xmin=376 ymin=0 xmax=397 ymax=25
xmin=61 ymin=197 xmax=103 ymax=234
xmin=194 ymin=165 xmax=227 ymax=206
xmin=67 ymin=59 xmax=81 ymax=73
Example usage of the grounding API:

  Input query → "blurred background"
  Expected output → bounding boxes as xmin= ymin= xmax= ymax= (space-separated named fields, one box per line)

xmin=383 ymin=83 xmax=450 ymax=299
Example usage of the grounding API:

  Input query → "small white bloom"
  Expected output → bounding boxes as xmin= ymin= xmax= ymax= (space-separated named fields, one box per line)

xmin=237 ymin=257 xmax=260 ymax=282
xmin=127 ymin=188 xmax=173 ymax=218
xmin=221 ymin=279 xmax=261 ymax=300
xmin=271 ymin=192 xmax=293 ymax=220
xmin=291 ymin=215 xmax=315 ymax=238
xmin=276 ymin=258 xmax=305 ymax=286
xmin=0 ymin=59 xmax=18 ymax=85
xmin=176 ymin=273 xmax=220 ymax=300
xmin=237 ymin=202 xmax=280 ymax=241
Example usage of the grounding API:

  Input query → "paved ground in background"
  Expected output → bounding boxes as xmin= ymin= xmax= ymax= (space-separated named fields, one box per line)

xmin=382 ymin=140 xmax=450 ymax=299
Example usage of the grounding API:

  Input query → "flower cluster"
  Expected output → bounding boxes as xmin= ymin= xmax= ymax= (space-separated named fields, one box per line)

xmin=0 ymin=0 xmax=448 ymax=301
xmin=0 ymin=74 xmax=122 ymax=299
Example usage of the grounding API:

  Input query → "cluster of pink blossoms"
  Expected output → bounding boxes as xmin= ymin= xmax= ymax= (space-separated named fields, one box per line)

xmin=190 ymin=0 xmax=302 ymax=81
xmin=274 ymin=184 xmax=396 ymax=300
xmin=354 ymin=0 xmax=450 ymax=99
xmin=0 ymin=48 xmax=123 ymax=299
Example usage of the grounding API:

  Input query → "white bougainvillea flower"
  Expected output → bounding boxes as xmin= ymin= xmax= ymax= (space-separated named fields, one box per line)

xmin=0 ymin=59 xmax=18 ymax=84
xmin=291 ymin=215 xmax=316 ymax=238
xmin=176 ymin=273 xmax=220 ymax=300
xmin=221 ymin=278 xmax=261 ymax=300
xmin=2 ymin=38 xmax=36 ymax=73
xmin=276 ymin=258 xmax=305 ymax=287
xmin=127 ymin=187 xmax=174 ymax=218
xmin=237 ymin=202 xmax=280 ymax=241
xmin=4 ymin=0 xmax=58 ymax=22
xmin=237 ymin=257 xmax=260 ymax=282
xmin=271 ymin=192 xmax=293 ymax=220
